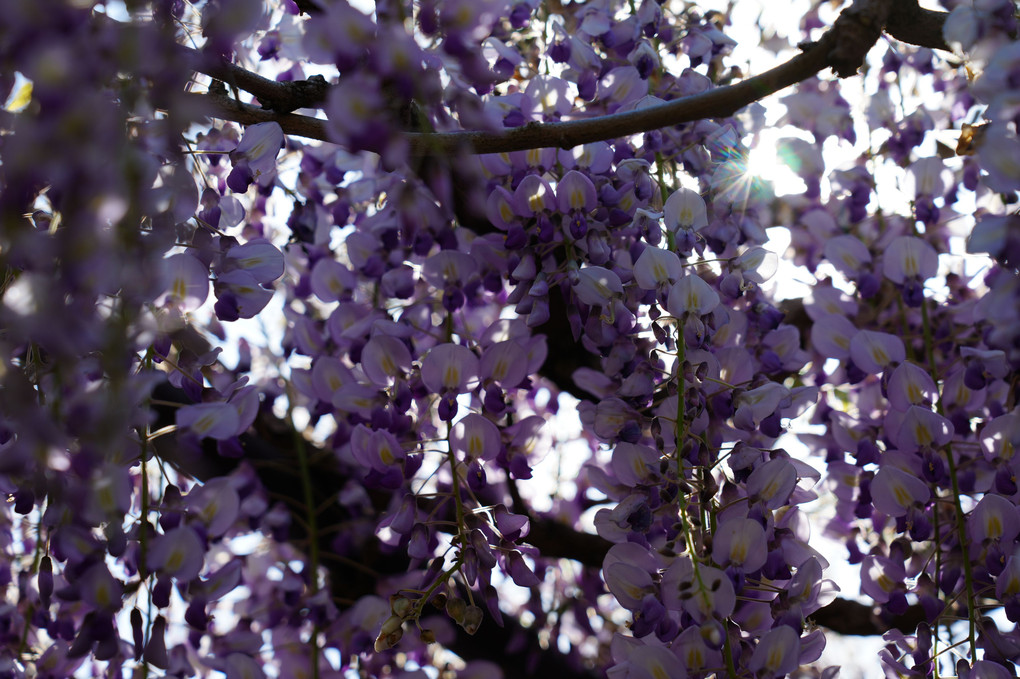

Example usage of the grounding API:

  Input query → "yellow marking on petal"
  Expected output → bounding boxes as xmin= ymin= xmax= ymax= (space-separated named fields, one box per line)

xmin=172 ymin=277 xmax=188 ymax=301
xmin=166 ymin=549 xmax=185 ymax=573
xmin=194 ymin=413 xmax=217 ymax=434
xmin=570 ymin=187 xmax=585 ymax=210
xmin=914 ymin=422 xmax=933 ymax=446
xmin=443 ymin=365 xmax=461 ymax=388
xmin=200 ymin=499 xmax=220 ymax=525
xmin=500 ymin=203 xmax=514 ymax=222
xmin=5 ymin=81 xmax=32 ymax=112
xmin=893 ymin=484 xmax=913 ymax=508
xmin=987 ymin=514 xmax=1003 ymax=539
xmin=766 ymin=646 xmax=786 ymax=672
xmin=904 ymin=253 xmax=918 ymax=277
xmin=95 ymin=581 xmax=112 ymax=608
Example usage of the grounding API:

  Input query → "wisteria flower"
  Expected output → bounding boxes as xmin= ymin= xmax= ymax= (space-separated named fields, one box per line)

xmin=882 ymin=236 xmax=938 ymax=306
xmin=849 ymin=330 xmax=905 ymax=374
xmin=712 ymin=516 xmax=767 ymax=572
xmin=870 ymin=465 xmax=931 ymax=517
xmin=158 ymin=253 xmax=209 ymax=311
xmin=147 ymin=526 xmax=205 ymax=582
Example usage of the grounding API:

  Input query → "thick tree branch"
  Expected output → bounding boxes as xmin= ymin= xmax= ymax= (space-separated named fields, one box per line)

xmin=179 ymin=0 xmax=950 ymax=154
xmin=180 ymin=48 xmax=329 ymax=114
xmin=885 ymin=0 xmax=950 ymax=52
xmin=188 ymin=39 xmax=834 ymax=152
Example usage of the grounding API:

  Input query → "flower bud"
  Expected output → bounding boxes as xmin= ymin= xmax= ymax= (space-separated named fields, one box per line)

xmin=446 ymin=596 xmax=467 ymax=623
xmin=461 ymin=605 xmax=483 ymax=635
xmin=390 ymin=595 xmax=413 ymax=619
xmin=374 ymin=615 xmax=404 ymax=652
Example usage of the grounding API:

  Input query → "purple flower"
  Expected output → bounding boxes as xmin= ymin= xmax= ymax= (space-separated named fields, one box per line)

xmin=420 ymin=343 xmax=480 ymax=394
xmin=158 ymin=253 xmax=210 ymax=311
xmin=849 ymin=330 xmax=905 ymax=375
xmin=573 ymin=266 xmax=623 ymax=307
xmin=350 ymin=424 xmax=406 ymax=473
xmin=232 ymin=123 xmax=284 ymax=179
xmin=147 ymin=526 xmax=205 ymax=582
xmin=749 ymin=626 xmax=801 ymax=678
xmin=810 ymin=313 xmax=857 ymax=359
xmin=882 ymin=236 xmax=938 ymax=305
xmin=860 ymin=554 xmax=905 ymax=603
xmin=633 ymin=246 xmax=682 ymax=292
xmin=214 ymin=269 xmax=275 ymax=320
xmin=176 ymin=402 xmax=241 ymax=440
xmin=450 ymin=413 xmax=501 ymax=462
xmin=893 ymin=406 xmax=954 ymax=453
xmin=663 ymin=187 xmax=708 ymax=232
xmin=309 ymin=258 xmax=356 ymax=303
xmin=746 ymin=458 xmax=798 ymax=510
xmin=871 ymin=465 xmax=930 ymax=517
xmin=479 ymin=339 xmax=529 ymax=388
xmin=224 ymin=240 xmax=285 ymax=285
xmin=968 ymin=493 xmax=1020 ymax=544
xmin=887 ymin=361 xmax=938 ymax=411
xmin=78 ymin=562 xmax=123 ymax=612
xmin=360 ymin=335 xmax=413 ymax=387
xmin=660 ymin=557 xmax=735 ymax=621
xmin=666 ymin=273 xmax=719 ymax=317
xmin=824 ymin=234 xmax=872 ymax=279
xmin=513 ymin=174 xmax=556 ymax=216
xmin=187 ymin=477 xmax=241 ymax=538
xmin=712 ymin=516 xmax=767 ymax=572
xmin=610 ymin=442 xmax=660 ymax=487
xmin=506 ymin=550 xmax=541 ymax=587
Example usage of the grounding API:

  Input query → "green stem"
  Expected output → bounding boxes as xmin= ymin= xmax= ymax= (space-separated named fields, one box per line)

xmin=413 ymin=559 xmax=464 ymax=618
xmin=447 ymin=439 xmax=467 ymax=544
xmin=723 ymin=627 xmax=738 ymax=679
xmin=920 ymin=298 xmax=975 ymax=659
xmin=288 ymin=398 xmax=321 ymax=679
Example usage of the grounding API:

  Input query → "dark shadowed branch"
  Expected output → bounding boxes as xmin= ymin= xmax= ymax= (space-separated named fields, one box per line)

xmin=150 ymin=372 xmax=928 ymax=645
xmin=173 ymin=0 xmax=949 ymax=153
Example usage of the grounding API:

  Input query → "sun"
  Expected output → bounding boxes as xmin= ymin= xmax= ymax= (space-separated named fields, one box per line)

xmin=744 ymin=129 xmax=810 ymax=197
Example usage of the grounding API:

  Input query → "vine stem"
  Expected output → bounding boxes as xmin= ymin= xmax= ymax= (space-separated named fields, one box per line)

xmin=920 ymin=297 xmax=976 ymax=659
xmin=287 ymin=390 xmax=321 ymax=679
xmin=446 ymin=429 xmax=468 ymax=546
xmin=673 ymin=325 xmax=736 ymax=679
